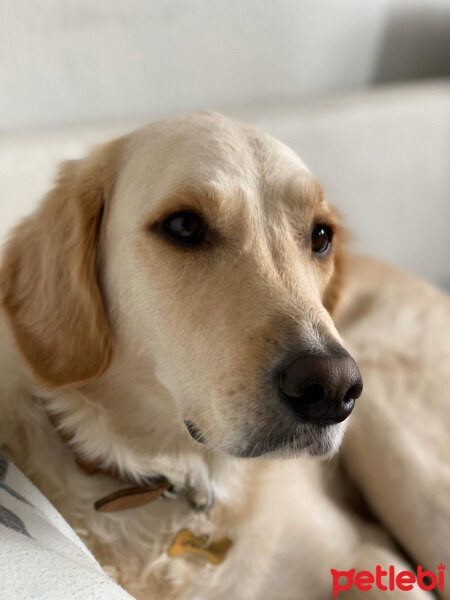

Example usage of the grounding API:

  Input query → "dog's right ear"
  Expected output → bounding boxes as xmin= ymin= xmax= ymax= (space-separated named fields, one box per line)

xmin=0 ymin=139 xmax=123 ymax=389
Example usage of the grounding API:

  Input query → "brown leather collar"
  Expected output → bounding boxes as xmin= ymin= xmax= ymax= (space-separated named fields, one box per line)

xmin=48 ymin=412 xmax=233 ymax=565
xmin=47 ymin=412 xmax=171 ymax=512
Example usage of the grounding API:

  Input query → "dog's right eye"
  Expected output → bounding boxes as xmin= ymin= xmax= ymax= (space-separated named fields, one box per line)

xmin=162 ymin=211 xmax=205 ymax=246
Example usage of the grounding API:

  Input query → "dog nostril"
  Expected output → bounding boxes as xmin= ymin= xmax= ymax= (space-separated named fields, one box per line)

xmin=302 ymin=383 xmax=326 ymax=404
xmin=343 ymin=382 xmax=363 ymax=405
xmin=343 ymin=387 xmax=355 ymax=405
xmin=277 ymin=347 xmax=363 ymax=424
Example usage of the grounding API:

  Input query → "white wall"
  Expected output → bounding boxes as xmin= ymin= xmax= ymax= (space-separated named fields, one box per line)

xmin=1 ymin=0 xmax=450 ymax=131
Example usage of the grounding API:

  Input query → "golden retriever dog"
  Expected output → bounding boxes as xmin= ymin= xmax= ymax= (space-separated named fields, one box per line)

xmin=0 ymin=113 xmax=449 ymax=599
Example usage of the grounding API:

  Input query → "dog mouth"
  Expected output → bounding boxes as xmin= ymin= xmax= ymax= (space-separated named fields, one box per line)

xmin=183 ymin=392 xmax=348 ymax=459
xmin=184 ymin=420 xmax=208 ymax=444
xmin=184 ymin=414 xmax=345 ymax=458
xmin=228 ymin=421 xmax=343 ymax=459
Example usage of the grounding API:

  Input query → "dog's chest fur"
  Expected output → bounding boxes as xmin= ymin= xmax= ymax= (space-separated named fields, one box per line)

xmin=0 ymin=390 xmax=286 ymax=599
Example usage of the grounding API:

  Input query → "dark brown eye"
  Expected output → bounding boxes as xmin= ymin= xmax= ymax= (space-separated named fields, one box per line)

xmin=311 ymin=225 xmax=333 ymax=255
xmin=163 ymin=211 xmax=205 ymax=246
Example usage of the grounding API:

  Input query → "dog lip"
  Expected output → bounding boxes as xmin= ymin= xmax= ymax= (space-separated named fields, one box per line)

xmin=305 ymin=412 xmax=351 ymax=425
xmin=230 ymin=432 xmax=318 ymax=459
xmin=229 ymin=423 xmax=318 ymax=458
xmin=184 ymin=420 xmax=208 ymax=444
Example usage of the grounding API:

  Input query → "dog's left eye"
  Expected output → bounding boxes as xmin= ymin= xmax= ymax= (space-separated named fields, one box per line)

xmin=311 ymin=225 xmax=333 ymax=255
xmin=163 ymin=211 xmax=205 ymax=246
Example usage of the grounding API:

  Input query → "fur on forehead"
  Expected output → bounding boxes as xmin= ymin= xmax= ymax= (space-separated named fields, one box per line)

xmin=122 ymin=113 xmax=308 ymax=192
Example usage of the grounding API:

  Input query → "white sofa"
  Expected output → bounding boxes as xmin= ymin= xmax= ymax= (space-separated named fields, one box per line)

xmin=1 ymin=80 xmax=449 ymax=288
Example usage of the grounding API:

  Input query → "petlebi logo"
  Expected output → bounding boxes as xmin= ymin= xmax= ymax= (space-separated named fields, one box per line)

xmin=331 ymin=564 xmax=445 ymax=596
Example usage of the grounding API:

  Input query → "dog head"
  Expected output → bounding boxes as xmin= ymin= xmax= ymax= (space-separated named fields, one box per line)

xmin=1 ymin=112 xmax=362 ymax=459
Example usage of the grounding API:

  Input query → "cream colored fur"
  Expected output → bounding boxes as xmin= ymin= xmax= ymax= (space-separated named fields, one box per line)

xmin=0 ymin=113 xmax=448 ymax=599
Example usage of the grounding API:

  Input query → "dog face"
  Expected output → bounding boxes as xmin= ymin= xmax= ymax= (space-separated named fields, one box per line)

xmin=1 ymin=113 xmax=362 ymax=459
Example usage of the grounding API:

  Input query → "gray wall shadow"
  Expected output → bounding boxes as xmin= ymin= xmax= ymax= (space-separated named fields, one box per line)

xmin=373 ymin=6 xmax=450 ymax=83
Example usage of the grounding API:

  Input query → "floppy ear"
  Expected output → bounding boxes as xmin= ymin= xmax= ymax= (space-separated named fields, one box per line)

xmin=0 ymin=140 xmax=123 ymax=389
xmin=323 ymin=213 xmax=346 ymax=316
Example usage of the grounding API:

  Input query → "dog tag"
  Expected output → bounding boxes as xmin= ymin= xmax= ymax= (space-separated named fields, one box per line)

xmin=168 ymin=529 xmax=232 ymax=565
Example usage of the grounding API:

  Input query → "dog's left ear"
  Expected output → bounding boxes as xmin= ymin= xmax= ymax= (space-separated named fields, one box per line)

xmin=0 ymin=139 xmax=123 ymax=389
xmin=323 ymin=216 xmax=346 ymax=316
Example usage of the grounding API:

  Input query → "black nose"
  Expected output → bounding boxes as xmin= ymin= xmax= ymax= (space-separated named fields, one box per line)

xmin=278 ymin=348 xmax=363 ymax=424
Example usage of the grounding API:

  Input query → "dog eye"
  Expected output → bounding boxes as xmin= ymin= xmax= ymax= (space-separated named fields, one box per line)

xmin=311 ymin=225 xmax=333 ymax=255
xmin=163 ymin=211 xmax=205 ymax=245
